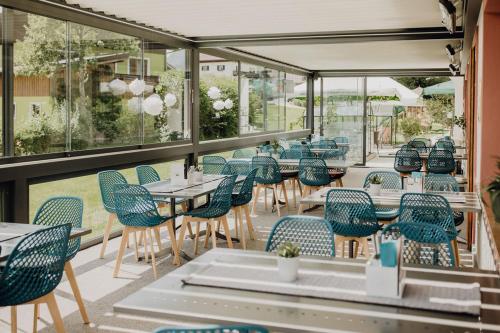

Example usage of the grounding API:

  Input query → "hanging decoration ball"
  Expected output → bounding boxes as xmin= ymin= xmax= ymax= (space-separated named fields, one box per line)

xmin=143 ymin=94 xmax=163 ymax=116
xmin=109 ymin=78 xmax=128 ymax=96
xmin=213 ymin=100 xmax=225 ymax=111
xmin=164 ymin=93 xmax=177 ymax=107
xmin=127 ymin=97 xmax=141 ymax=113
xmin=223 ymin=98 xmax=234 ymax=110
xmin=207 ymin=86 xmax=221 ymax=100
xmin=128 ymin=78 xmax=146 ymax=96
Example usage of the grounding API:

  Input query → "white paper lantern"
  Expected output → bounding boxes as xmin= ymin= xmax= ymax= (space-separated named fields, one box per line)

xmin=127 ymin=97 xmax=141 ymax=113
xmin=207 ymin=86 xmax=221 ymax=100
xmin=213 ymin=100 xmax=225 ymax=111
xmin=164 ymin=93 xmax=177 ymax=107
xmin=108 ymin=78 xmax=128 ymax=96
xmin=223 ymin=98 xmax=234 ymax=110
xmin=128 ymin=78 xmax=146 ymax=96
xmin=143 ymin=94 xmax=163 ymax=116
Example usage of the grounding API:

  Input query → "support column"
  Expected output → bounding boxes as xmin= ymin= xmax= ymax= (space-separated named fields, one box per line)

xmin=306 ymin=74 xmax=315 ymax=133
xmin=2 ymin=8 xmax=14 ymax=157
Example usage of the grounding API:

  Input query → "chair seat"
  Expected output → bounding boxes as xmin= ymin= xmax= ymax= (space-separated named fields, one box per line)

xmin=453 ymin=211 xmax=464 ymax=227
xmin=396 ymin=166 xmax=420 ymax=173
xmin=375 ymin=208 xmax=399 ymax=220
xmin=328 ymin=170 xmax=344 ymax=180
xmin=280 ymin=170 xmax=299 ymax=179
xmin=182 ymin=203 xmax=228 ymax=219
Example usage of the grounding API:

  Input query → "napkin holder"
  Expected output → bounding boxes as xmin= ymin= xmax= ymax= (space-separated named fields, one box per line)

xmin=366 ymin=240 xmax=405 ymax=299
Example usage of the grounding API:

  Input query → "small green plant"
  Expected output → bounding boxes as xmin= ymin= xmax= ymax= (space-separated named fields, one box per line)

xmin=486 ymin=158 xmax=500 ymax=222
xmin=271 ymin=139 xmax=281 ymax=153
xmin=453 ymin=114 xmax=466 ymax=131
xmin=277 ymin=241 xmax=300 ymax=258
xmin=369 ymin=175 xmax=383 ymax=185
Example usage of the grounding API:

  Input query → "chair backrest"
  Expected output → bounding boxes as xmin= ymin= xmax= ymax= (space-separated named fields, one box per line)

xmin=394 ymin=149 xmax=422 ymax=173
xmin=205 ymin=175 xmax=238 ymax=216
xmin=325 ymin=139 xmax=338 ymax=149
xmin=136 ymin=165 xmax=161 ymax=185
xmin=408 ymin=140 xmax=428 ymax=153
xmin=299 ymin=157 xmax=330 ymax=186
xmin=333 ymin=136 xmax=348 ymax=143
xmin=0 ymin=224 xmax=71 ymax=306
xmin=98 ymin=170 xmax=128 ymax=213
xmin=232 ymin=168 xmax=258 ymax=206
xmin=32 ymin=197 xmax=83 ymax=261
xmin=363 ymin=171 xmax=401 ymax=190
xmin=153 ymin=325 xmax=269 ymax=333
xmin=233 ymin=148 xmax=256 ymax=159
xmin=113 ymin=184 xmax=164 ymax=227
xmin=252 ymin=156 xmax=282 ymax=184
xmin=434 ymin=140 xmax=456 ymax=153
xmin=398 ymin=193 xmax=457 ymax=239
xmin=324 ymin=189 xmax=380 ymax=237
xmin=424 ymin=173 xmax=459 ymax=192
xmin=382 ymin=222 xmax=455 ymax=267
xmin=265 ymin=216 xmax=335 ymax=257
xmin=321 ymin=148 xmax=342 ymax=160
xmin=280 ymin=149 xmax=302 ymax=159
xmin=202 ymin=155 xmax=227 ymax=175
xmin=427 ymin=149 xmax=455 ymax=174
xmin=297 ymin=144 xmax=313 ymax=157
xmin=222 ymin=160 xmax=251 ymax=176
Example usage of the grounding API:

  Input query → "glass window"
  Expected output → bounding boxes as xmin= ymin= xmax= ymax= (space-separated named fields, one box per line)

xmin=12 ymin=10 xmax=67 ymax=156
xmin=69 ymin=22 xmax=142 ymax=151
xmin=240 ymin=63 xmax=265 ymax=134
xmin=284 ymin=73 xmax=307 ymax=131
xmin=265 ymin=69 xmax=285 ymax=131
xmin=143 ymin=42 xmax=190 ymax=143
xmin=199 ymin=53 xmax=238 ymax=140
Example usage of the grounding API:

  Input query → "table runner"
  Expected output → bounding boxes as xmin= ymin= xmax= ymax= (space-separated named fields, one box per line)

xmin=183 ymin=258 xmax=481 ymax=316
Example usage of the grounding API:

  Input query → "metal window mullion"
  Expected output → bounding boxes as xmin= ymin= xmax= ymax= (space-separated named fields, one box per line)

xmin=237 ymin=60 xmax=241 ymax=137
xmin=140 ymin=39 xmax=145 ymax=145
xmin=320 ymin=77 xmax=324 ymax=136
xmin=2 ymin=8 xmax=14 ymax=157
xmin=362 ymin=76 xmax=368 ymax=166
xmin=66 ymin=21 xmax=72 ymax=152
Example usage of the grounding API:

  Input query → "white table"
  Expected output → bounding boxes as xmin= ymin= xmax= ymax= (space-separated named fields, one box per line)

xmin=114 ymin=248 xmax=500 ymax=333
xmin=378 ymin=151 xmax=468 ymax=161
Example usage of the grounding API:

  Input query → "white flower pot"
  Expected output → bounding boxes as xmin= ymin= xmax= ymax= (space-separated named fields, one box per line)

xmin=194 ymin=171 xmax=203 ymax=183
xmin=368 ymin=184 xmax=381 ymax=196
xmin=277 ymin=256 xmax=300 ymax=282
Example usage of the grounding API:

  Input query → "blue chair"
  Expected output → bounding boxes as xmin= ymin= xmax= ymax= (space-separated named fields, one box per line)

xmin=230 ymin=168 xmax=258 ymax=249
xmin=424 ymin=174 xmax=464 ymax=227
xmin=321 ymin=148 xmax=342 ymax=160
xmin=299 ymin=157 xmax=331 ymax=188
xmin=325 ymin=139 xmax=338 ymax=149
xmin=408 ymin=140 xmax=428 ymax=153
xmin=324 ymin=189 xmax=380 ymax=258
xmin=382 ymin=222 xmax=455 ymax=267
xmin=98 ymin=170 xmax=128 ymax=259
xmin=434 ymin=140 xmax=456 ymax=153
xmin=280 ymin=149 xmax=302 ymax=159
xmin=363 ymin=171 xmax=401 ymax=222
xmin=202 ymin=156 xmax=227 ymax=175
xmin=332 ymin=137 xmax=349 ymax=159
xmin=32 ymin=197 xmax=89 ymax=325
xmin=266 ymin=216 xmax=335 ymax=257
xmin=398 ymin=192 xmax=459 ymax=266
xmin=293 ymin=144 xmax=313 ymax=158
xmin=154 ymin=325 xmax=269 ymax=333
xmin=1 ymin=224 xmax=71 ymax=333
xmin=427 ymin=149 xmax=456 ymax=174
xmin=178 ymin=175 xmax=237 ymax=254
xmin=251 ymin=156 xmax=288 ymax=216
xmin=222 ymin=160 xmax=251 ymax=176
xmin=113 ymin=184 xmax=180 ymax=278
xmin=233 ymin=148 xmax=256 ymax=158
xmin=394 ymin=149 xmax=422 ymax=178
xmin=278 ymin=150 xmax=303 ymax=207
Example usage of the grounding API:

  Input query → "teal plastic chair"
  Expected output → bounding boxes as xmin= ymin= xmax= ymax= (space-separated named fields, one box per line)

xmin=113 ymin=184 xmax=180 ymax=277
xmin=153 ymin=326 xmax=269 ymax=333
xmin=292 ymin=144 xmax=313 ymax=158
xmin=136 ymin=165 xmax=161 ymax=185
xmin=98 ymin=170 xmax=128 ymax=259
xmin=382 ymin=222 xmax=455 ymax=267
xmin=202 ymin=156 xmax=227 ymax=175
xmin=427 ymin=149 xmax=455 ymax=174
xmin=266 ymin=216 xmax=335 ymax=257
xmin=251 ymin=156 xmax=288 ymax=216
xmin=233 ymin=148 xmax=256 ymax=158
xmin=434 ymin=140 xmax=456 ymax=153
xmin=0 ymin=224 xmax=71 ymax=331
xmin=324 ymin=189 xmax=380 ymax=258
xmin=321 ymin=148 xmax=342 ymax=160
xmin=178 ymin=175 xmax=238 ymax=253
xmin=363 ymin=171 xmax=401 ymax=221
xmin=408 ymin=140 xmax=428 ymax=153
xmin=299 ymin=157 xmax=331 ymax=187
xmin=394 ymin=149 xmax=422 ymax=175
xmin=222 ymin=160 xmax=251 ymax=176
xmin=280 ymin=149 xmax=302 ymax=159
xmin=424 ymin=174 xmax=464 ymax=227
xmin=332 ymin=137 xmax=348 ymax=159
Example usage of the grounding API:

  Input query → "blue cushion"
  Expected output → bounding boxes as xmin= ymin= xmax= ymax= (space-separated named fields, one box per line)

xmin=376 ymin=208 xmax=399 ymax=220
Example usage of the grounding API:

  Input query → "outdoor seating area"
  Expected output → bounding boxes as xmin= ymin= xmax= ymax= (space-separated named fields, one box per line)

xmin=1 ymin=1 xmax=500 ymax=333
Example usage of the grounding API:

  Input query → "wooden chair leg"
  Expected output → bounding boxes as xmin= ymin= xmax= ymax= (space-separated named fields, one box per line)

xmin=143 ymin=228 xmax=149 ymax=263
xmin=99 ymin=213 xmax=115 ymax=259
xmin=362 ymin=238 xmax=370 ymax=258
xmin=209 ymin=220 xmax=217 ymax=249
xmin=291 ymin=178 xmax=297 ymax=207
xmin=340 ymin=240 xmax=345 ymax=258
xmin=166 ymin=221 xmax=180 ymax=265
xmin=237 ymin=207 xmax=246 ymax=250
xmin=177 ymin=217 xmax=189 ymax=251
xmin=221 ymin=215 xmax=234 ymax=248
xmin=194 ymin=222 xmax=201 ymax=255
xmin=113 ymin=227 xmax=129 ymax=278
xmin=11 ymin=306 xmax=17 ymax=333
xmin=272 ymin=184 xmax=281 ymax=216
xmin=243 ymin=204 xmax=256 ymax=240
xmin=452 ymin=239 xmax=460 ymax=267
xmin=133 ymin=231 xmax=140 ymax=261
xmin=64 ymin=261 xmax=90 ymax=324
xmin=281 ymin=181 xmax=289 ymax=208
xmin=204 ymin=223 xmax=211 ymax=249
xmin=354 ymin=241 xmax=359 ymax=258
xmin=147 ymin=229 xmax=158 ymax=279
xmin=264 ymin=187 xmax=268 ymax=210
xmin=33 ymin=303 xmax=38 ymax=333
xmin=233 ymin=207 xmax=239 ymax=239
xmin=154 ymin=227 xmax=162 ymax=250
xmin=252 ymin=184 xmax=262 ymax=215
xmin=45 ymin=292 xmax=65 ymax=333
xmin=297 ymin=185 xmax=308 ymax=215
xmin=297 ymin=179 xmax=303 ymax=196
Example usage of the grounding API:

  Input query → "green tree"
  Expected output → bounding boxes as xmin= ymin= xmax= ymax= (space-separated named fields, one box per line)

xmin=424 ymin=95 xmax=454 ymax=130
xmin=400 ymin=117 xmax=422 ymax=141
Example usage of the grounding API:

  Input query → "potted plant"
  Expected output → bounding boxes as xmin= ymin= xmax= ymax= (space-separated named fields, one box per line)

xmin=277 ymin=241 xmax=300 ymax=282
xmin=271 ymin=139 xmax=281 ymax=160
xmin=367 ymin=175 xmax=383 ymax=196
xmin=486 ymin=159 xmax=500 ymax=222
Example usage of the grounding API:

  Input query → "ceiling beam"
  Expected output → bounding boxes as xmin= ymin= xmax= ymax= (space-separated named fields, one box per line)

xmin=194 ymin=27 xmax=464 ymax=47
xmin=318 ymin=68 xmax=456 ymax=77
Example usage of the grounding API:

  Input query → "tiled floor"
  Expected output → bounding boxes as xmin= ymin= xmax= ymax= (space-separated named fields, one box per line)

xmin=0 ymin=165 xmax=472 ymax=333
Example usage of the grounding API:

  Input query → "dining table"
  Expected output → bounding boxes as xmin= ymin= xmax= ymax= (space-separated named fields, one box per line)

xmin=114 ymin=248 xmax=500 ymax=333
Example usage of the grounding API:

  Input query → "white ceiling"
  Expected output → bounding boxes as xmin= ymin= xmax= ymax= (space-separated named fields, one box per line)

xmin=236 ymin=40 xmax=454 ymax=70
xmin=65 ymin=0 xmax=445 ymax=37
